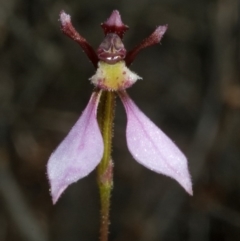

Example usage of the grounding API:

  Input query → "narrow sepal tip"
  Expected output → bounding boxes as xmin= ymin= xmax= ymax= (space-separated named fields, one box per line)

xmin=59 ymin=10 xmax=71 ymax=26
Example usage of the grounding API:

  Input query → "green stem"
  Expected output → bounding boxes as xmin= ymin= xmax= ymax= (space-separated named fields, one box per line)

xmin=97 ymin=91 xmax=115 ymax=241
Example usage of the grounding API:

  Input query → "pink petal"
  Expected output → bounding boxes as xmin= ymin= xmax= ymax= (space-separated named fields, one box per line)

xmin=47 ymin=91 xmax=103 ymax=204
xmin=119 ymin=91 xmax=192 ymax=195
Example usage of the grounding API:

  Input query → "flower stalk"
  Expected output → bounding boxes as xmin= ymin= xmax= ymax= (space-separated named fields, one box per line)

xmin=97 ymin=91 xmax=115 ymax=241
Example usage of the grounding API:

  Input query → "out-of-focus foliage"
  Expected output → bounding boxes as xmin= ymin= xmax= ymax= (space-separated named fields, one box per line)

xmin=0 ymin=0 xmax=240 ymax=240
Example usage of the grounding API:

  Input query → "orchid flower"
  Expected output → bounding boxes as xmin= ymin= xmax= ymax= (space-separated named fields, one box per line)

xmin=47 ymin=10 xmax=192 ymax=207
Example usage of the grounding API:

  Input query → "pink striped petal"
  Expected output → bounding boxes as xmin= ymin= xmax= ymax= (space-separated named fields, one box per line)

xmin=47 ymin=91 xmax=103 ymax=204
xmin=119 ymin=91 xmax=192 ymax=195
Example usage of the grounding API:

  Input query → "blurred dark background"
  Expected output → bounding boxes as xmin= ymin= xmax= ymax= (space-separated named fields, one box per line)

xmin=1 ymin=0 xmax=240 ymax=240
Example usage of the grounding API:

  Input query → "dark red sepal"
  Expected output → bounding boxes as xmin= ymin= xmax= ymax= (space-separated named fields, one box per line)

xmin=101 ymin=10 xmax=129 ymax=39
xmin=125 ymin=25 xmax=168 ymax=66
xmin=59 ymin=11 xmax=99 ymax=68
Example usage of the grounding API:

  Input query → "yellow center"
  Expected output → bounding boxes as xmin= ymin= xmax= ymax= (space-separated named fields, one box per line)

xmin=90 ymin=61 xmax=141 ymax=91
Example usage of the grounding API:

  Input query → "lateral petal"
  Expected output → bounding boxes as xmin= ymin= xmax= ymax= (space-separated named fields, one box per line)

xmin=119 ymin=91 xmax=192 ymax=195
xmin=47 ymin=91 xmax=103 ymax=204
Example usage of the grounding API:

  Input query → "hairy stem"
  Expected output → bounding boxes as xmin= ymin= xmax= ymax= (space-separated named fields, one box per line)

xmin=97 ymin=91 xmax=115 ymax=241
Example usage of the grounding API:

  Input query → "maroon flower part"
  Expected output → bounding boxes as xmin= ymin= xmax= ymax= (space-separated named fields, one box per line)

xmin=59 ymin=10 xmax=98 ymax=68
xmin=101 ymin=10 xmax=129 ymax=38
xmin=47 ymin=10 xmax=192 ymax=204
xmin=97 ymin=33 xmax=127 ymax=64
xmin=125 ymin=25 xmax=168 ymax=66
xmin=59 ymin=10 xmax=167 ymax=68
